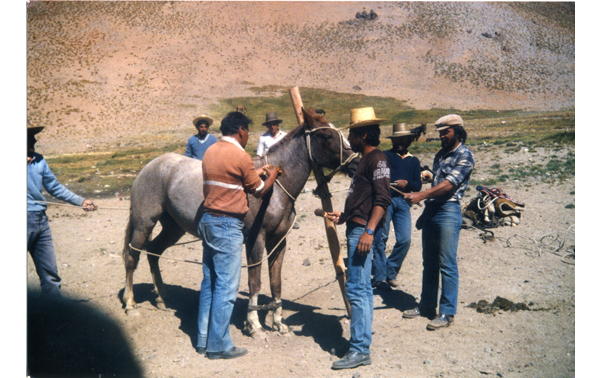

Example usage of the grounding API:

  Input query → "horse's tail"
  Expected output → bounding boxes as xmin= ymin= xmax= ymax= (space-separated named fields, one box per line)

xmin=122 ymin=210 xmax=134 ymax=260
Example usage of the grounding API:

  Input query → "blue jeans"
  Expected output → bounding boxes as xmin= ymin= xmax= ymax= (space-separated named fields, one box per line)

xmin=196 ymin=213 xmax=244 ymax=353
xmin=419 ymin=201 xmax=462 ymax=316
xmin=345 ymin=221 xmax=381 ymax=355
xmin=372 ymin=197 xmax=412 ymax=282
xmin=27 ymin=211 xmax=61 ymax=298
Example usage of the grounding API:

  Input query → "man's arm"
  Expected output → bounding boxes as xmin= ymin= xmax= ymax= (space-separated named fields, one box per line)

xmin=356 ymin=205 xmax=386 ymax=255
xmin=404 ymin=180 xmax=454 ymax=205
xmin=251 ymin=165 xmax=278 ymax=198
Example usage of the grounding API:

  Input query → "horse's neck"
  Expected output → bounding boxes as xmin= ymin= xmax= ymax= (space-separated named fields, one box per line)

xmin=264 ymin=133 xmax=311 ymax=199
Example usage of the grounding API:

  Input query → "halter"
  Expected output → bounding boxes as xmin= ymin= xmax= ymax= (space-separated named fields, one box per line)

xmin=304 ymin=124 xmax=359 ymax=181
xmin=263 ymin=123 xmax=358 ymax=201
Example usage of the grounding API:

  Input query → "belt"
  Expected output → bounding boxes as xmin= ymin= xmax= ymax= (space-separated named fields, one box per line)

xmin=349 ymin=216 xmax=367 ymax=226
xmin=205 ymin=211 xmax=245 ymax=220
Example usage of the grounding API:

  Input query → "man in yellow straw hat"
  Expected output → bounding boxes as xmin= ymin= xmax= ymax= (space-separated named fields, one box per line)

xmin=326 ymin=107 xmax=391 ymax=370
xmin=28 ymin=124 xmax=97 ymax=299
xmin=185 ymin=114 xmax=218 ymax=160
xmin=372 ymin=123 xmax=422 ymax=291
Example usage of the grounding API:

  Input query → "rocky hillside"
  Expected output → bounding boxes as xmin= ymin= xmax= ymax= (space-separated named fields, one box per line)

xmin=27 ymin=1 xmax=574 ymax=154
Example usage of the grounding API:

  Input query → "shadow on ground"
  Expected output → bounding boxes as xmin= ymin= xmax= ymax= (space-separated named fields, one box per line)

xmin=28 ymin=289 xmax=143 ymax=378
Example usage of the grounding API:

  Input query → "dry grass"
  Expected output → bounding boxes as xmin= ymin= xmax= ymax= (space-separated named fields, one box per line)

xmin=27 ymin=2 xmax=574 ymax=156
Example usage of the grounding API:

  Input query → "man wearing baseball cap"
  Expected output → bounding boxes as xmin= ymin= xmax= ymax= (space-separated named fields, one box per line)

xmin=402 ymin=114 xmax=475 ymax=330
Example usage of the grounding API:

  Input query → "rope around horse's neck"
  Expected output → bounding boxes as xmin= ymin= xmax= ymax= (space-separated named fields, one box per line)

xmin=128 ymin=213 xmax=296 ymax=269
xmin=263 ymin=155 xmax=297 ymax=202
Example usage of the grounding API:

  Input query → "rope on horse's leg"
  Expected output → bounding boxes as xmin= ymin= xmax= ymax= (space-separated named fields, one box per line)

xmin=243 ymin=214 xmax=297 ymax=268
xmin=128 ymin=243 xmax=203 ymax=265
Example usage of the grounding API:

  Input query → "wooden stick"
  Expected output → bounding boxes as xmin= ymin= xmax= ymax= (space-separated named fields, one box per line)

xmin=288 ymin=87 xmax=351 ymax=317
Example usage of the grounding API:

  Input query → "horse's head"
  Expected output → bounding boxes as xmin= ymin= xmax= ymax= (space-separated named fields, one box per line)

xmin=301 ymin=107 xmax=360 ymax=178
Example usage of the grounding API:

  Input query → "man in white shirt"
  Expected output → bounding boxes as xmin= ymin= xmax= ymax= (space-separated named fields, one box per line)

xmin=256 ymin=112 xmax=287 ymax=157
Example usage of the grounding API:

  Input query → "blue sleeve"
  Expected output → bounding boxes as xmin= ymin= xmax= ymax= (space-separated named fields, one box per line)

xmin=406 ymin=158 xmax=422 ymax=192
xmin=185 ymin=137 xmax=193 ymax=157
xmin=41 ymin=160 xmax=84 ymax=206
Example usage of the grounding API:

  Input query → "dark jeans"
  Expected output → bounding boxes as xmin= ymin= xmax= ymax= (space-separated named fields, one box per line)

xmin=27 ymin=211 xmax=61 ymax=298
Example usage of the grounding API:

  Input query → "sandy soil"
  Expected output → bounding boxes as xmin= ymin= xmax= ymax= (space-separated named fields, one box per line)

xmin=26 ymin=143 xmax=575 ymax=378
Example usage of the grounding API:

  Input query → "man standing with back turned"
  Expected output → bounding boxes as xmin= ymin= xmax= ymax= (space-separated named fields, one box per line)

xmin=326 ymin=107 xmax=391 ymax=370
xmin=402 ymin=114 xmax=474 ymax=330
xmin=28 ymin=123 xmax=97 ymax=299
xmin=195 ymin=111 xmax=278 ymax=359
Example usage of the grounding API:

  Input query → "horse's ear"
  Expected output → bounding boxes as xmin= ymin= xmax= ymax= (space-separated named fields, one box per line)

xmin=302 ymin=107 xmax=316 ymax=130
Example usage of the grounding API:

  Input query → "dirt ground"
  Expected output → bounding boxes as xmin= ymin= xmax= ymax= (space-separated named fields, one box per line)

xmin=25 ymin=143 xmax=576 ymax=378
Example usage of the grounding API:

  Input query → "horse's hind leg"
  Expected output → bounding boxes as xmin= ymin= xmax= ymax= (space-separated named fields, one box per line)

xmin=123 ymin=216 xmax=154 ymax=314
xmin=267 ymin=239 xmax=289 ymax=334
xmin=146 ymin=213 xmax=186 ymax=307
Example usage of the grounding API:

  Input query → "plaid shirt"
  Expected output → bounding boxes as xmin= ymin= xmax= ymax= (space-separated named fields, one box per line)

xmin=430 ymin=143 xmax=475 ymax=203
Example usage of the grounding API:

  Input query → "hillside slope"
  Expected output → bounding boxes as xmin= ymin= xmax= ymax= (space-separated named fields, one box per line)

xmin=27 ymin=1 xmax=574 ymax=154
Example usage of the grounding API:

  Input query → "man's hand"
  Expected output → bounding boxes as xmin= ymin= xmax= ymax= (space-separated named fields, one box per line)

xmin=82 ymin=199 xmax=97 ymax=212
xmin=357 ymin=232 xmax=373 ymax=255
xmin=393 ymin=179 xmax=408 ymax=190
xmin=325 ymin=211 xmax=342 ymax=224
xmin=262 ymin=164 xmax=279 ymax=178
xmin=403 ymin=192 xmax=424 ymax=205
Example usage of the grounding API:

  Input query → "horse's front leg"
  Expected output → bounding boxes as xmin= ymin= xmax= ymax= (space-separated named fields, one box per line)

xmin=268 ymin=238 xmax=289 ymax=334
xmin=245 ymin=233 xmax=267 ymax=338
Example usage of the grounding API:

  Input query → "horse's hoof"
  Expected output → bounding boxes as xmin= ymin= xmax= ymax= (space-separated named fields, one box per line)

xmin=273 ymin=323 xmax=290 ymax=334
xmin=125 ymin=308 xmax=142 ymax=317
xmin=251 ymin=329 xmax=268 ymax=341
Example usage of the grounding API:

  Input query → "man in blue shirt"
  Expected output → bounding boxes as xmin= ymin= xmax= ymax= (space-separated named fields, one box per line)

xmin=403 ymin=114 xmax=475 ymax=330
xmin=372 ymin=123 xmax=422 ymax=291
xmin=28 ymin=125 xmax=97 ymax=298
xmin=185 ymin=115 xmax=218 ymax=160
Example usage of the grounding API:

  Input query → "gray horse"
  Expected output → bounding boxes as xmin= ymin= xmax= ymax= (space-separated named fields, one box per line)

xmin=122 ymin=107 xmax=358 ymax=337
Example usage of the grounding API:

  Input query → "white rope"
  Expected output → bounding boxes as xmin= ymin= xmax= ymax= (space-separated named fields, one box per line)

xmin=128 ymin=213 xmax=297 ymax=269
xmin=33 ymin=200 xmax=128 ymax=211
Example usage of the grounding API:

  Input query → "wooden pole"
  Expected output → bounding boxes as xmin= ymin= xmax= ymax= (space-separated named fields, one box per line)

xmin=288 ymin=87 xmax=351 ymax=317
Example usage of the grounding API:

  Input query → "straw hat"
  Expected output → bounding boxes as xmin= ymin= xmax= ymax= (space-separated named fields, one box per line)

xmin=434 ymin=114 xmax=464 ymax=131
xmin=193 ymin=115 xmax=213 ymax=127
xmin=262 ymin=112 xmax=283 ymax=126
xmin=340 ymin=107 xmax=387 ymax=130
xmin=387 ymin=123 xmax=416 ymax=139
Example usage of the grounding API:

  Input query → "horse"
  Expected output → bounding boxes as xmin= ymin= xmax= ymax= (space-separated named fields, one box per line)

xmin=236 ymin=105 xmax=247 ymax=114
xmin=122 ymin=107 xmax=359 ymax=337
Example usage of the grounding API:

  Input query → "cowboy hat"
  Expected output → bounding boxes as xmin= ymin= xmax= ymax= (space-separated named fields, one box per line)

xmin=193 ymin=115 xmax=213 ymax=127
xmin=27 ymin=122 xmax=45 ymax=135
xmin=434 ymin=114 xmax=464 ymax=131
xmin=387 ymin=123 xmax=416 ymax=139
xmin=262 ymin=112 xmax=283 ymax=126
xmin=340 ymin=107 xmax=387 ymax=130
